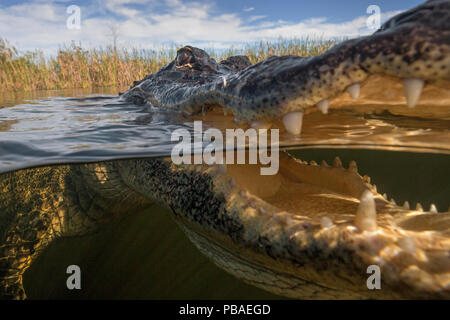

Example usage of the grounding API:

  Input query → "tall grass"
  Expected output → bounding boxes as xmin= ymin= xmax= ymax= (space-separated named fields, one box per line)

xmin=0 ymin=37 xmax=339 ymax=93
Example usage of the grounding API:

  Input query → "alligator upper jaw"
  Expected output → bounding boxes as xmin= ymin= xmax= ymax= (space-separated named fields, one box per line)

xmin=193 ymin=74 xmax=450 ymax=137
xmin=184 ymin=152 xmax=450 ymax=299
xmin=214 ymin=0 xmax=450 ymax=127
xmin=184 ymin=0 xmax=450 ymax=133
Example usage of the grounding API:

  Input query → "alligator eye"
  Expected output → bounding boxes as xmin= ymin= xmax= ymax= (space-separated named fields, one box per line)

xmin=176 ymin=50 xmax=194 ymax=67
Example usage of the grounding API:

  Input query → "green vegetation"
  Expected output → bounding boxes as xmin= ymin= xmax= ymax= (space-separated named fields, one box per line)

xmin=0 ymin=37 xmax=338 ymax=93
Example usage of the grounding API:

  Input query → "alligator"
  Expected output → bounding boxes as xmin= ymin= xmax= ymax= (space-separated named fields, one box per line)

xmin=1 ymin=0 xmax=449 ymax=299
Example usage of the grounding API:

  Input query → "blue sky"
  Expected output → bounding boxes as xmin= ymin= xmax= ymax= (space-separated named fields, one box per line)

xmin=212 ymin=0 xmax=422 ymax=23
xmin=0 ymin=0 xmax=423 ymax=55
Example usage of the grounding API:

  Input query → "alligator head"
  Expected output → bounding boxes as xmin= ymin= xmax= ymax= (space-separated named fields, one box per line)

xmin=119 ymin=0 xmax=450 ymax=299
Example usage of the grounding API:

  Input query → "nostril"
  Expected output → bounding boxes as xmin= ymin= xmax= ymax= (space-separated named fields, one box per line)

xmin=177 ymin=51 xmax=194 ymax=66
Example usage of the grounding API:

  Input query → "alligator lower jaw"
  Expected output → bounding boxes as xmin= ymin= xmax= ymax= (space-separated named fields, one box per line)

xmin=178 ymin=151 xmax=450 ymax=299
xmin=191 ymin=74 xmax=450 ymax=136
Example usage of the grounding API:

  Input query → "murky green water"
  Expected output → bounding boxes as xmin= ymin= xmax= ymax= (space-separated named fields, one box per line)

xmin=24 ymin=204 xmax=279 ymax=299
xmin=1 ymin=89 xmax=449 ymax=298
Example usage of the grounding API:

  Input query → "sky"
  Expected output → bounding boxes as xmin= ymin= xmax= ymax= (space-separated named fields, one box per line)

xmin=0 ymin=0 xmax=424 ymax=55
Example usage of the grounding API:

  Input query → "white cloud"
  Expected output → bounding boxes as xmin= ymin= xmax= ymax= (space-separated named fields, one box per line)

xmin=249 ymin=15 xmax=266 ymax=22
xmin=104 ymin=0 xmax=152 ymax=17
xmin=243 ymin=7 xmax=255 ymax=12
xmin=0 ymin=0 xmax=404 ymax=56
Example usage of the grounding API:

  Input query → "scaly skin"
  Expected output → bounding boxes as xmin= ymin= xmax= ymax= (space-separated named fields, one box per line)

xmin=1 ymin=0 xmax=449 ymax=299
xmin=0 ymin=164 xmax=150 ymax=299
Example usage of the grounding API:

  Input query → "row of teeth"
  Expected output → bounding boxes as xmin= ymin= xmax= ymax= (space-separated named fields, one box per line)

xmin=280 ymin=78 xmax=424 ymax=135
xmin=309 ymin=157 xmax=446 ymax=231
xmin=324 ymin=189 xmax=447 ymax=233
xmin=381 ymin=193 xmax=440 ymax=213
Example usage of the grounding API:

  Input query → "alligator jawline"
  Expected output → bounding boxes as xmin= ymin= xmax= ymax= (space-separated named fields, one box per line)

xmin=173 ymin=69 xmax=450 ymax=299
xmin=174 ymin=150 xmax=449 ymax=299
xmin=188 ymin=74 xmax=450 ymax=127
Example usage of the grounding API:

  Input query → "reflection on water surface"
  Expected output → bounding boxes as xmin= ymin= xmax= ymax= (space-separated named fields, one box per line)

xmin=0 ymin=89 xmax=449 ymax=174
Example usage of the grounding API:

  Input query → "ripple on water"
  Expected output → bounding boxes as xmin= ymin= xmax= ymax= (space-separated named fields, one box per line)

xmin=0 ymin=90 xmax=449 ymax=173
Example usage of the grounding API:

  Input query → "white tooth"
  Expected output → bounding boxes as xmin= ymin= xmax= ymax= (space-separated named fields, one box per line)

xmin=355 ymin=190 xmax=377 ymax=232
xmin=321 ymin=160 xmax=329 ymax=167
xmin=402 ymin=78 xmax=424 ymax=108
xmin=348 ymin=160 xmax=358 ymax=173
xmin=222 ymin=76 xmax=227 ymax=88
xmin=416 ymin=203 xmax=423 ymax=211
xmin=316 ymin=99 xmax=329 ymax=114
xmin=382 ymin=193 xmax=387 ymax=199
xmin=347 ymin=83 xmax=360 ymax=99
xmin=251 ymin=121 xmax=272 ymax=129
xmin=333 ymin=157 xmax=343 ymax=168
xmin=430 ymin=204 xmax=438 ymax=213
xmin=403 ymin=201 xmax=410 ymax=210
xmin=282 ymin=111 xmax=304 ymax=135
xmin=390 ymin=198 xmax=397 ymax=205
xmin=320 ymin=216 xmax=334 ymax=229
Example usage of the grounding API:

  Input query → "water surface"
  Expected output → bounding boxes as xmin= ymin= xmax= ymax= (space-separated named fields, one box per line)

xmin=1 ymin=88 xmax=449 ymax=174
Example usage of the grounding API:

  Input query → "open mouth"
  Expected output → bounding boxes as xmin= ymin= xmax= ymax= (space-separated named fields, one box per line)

xmin=173 ymin=149 xmax=450 ymax=299
xmin=164 ymin=40 xmax=450 ymax=300
xmin=117 ymin=0 xmax=450 ymax=299
xmin=183 ymin=73 xmax=450 ymax=156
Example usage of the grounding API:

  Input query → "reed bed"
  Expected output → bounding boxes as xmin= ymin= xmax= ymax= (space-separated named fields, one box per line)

xmin=0 ymin=37 xmax=339 ymax=93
